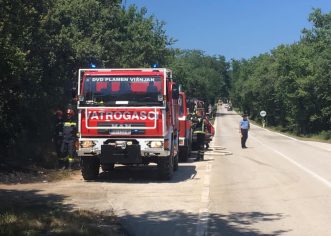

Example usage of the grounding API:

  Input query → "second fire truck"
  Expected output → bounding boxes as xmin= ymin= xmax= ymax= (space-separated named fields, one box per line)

xmin=178 ymin=91 xmax=192 ymax=162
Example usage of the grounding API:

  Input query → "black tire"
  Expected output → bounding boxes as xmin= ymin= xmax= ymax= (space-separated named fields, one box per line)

xmin=81 ymin=157 xmax=100 ymax=180
xmin=157 ymin=156 xmax=174 ymax=180
xmin=199 ymin=151 xmax=204 ymax=161
xmin=179 ymin=146 xmax=189 ymax=162
xmin=173 ymin=153 xmax=179 ymax=171
xmin=101 ymin=163 xmax=114 ymax=172
xmin=192 ymin=141 xmax=199 ymax=151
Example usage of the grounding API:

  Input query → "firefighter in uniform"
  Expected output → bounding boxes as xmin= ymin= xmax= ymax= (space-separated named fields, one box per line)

xmin=191 ymin=108 xmax=206 ymax=160
xmin=53 ymin=110 xmax=64 ymax=159
xmin=60 ymin=108 xmax=77 ymax=169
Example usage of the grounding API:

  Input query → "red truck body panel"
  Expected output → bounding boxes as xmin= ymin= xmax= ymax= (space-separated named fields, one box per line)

xmin=178 ymin=91 xmax=192 ymax=161
xmin=178 ymin=92 xmax=191 ymax=139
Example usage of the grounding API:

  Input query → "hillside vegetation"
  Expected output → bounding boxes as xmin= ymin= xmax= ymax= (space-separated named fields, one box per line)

xmin=229 ymin=9 xmax=331 ymax=137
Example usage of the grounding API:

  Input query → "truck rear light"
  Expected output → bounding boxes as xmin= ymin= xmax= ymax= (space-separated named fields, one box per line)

xmin=80 ymin=140 xmax=96 ymax=148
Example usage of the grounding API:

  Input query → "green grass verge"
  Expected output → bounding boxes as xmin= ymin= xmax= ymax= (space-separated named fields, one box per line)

xmin=251 ymin=120 xmax=331 ymax=143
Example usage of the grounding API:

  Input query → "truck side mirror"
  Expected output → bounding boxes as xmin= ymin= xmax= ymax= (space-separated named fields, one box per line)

xmin=78 ymin=95 xmax=85 ymax=102
xmin=172 ymin=84 xmax=179 ymax=100
xmin=178 ymin=84 xmax=183 ymax=92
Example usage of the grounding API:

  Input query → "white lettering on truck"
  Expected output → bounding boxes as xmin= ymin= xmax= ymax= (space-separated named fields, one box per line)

xmin=86 ymin=111 xmax=158 ymax=120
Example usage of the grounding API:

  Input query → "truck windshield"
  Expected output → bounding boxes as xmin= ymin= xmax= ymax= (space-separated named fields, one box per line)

xmin=82 ymin=76 xmax=163 ymax=106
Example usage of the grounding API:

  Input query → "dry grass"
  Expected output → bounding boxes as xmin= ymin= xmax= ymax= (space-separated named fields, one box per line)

xmin=0 ymin=166 xmax=79 ymax=185
xmin=0 ymin=189 xmax=127 ymax=236
xmin=0 ymin=165 xmax=127 ymax=235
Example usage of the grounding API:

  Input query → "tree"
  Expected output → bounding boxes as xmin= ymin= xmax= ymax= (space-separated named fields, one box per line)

xmin=168 ymin=50 xmax=230 ymax=104
xmin=0 ymin=0 xmax=174 ymax=164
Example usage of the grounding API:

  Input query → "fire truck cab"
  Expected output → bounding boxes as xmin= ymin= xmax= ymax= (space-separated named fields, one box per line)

xmin=76 ymin=68 xmax=180 ymax=180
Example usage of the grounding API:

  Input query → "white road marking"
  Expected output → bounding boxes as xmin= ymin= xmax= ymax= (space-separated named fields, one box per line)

xmin=196 ymin=157 xmax=213 ymax=236
xmin=196 ymin=208 xmax=209 ymax=236
xmin=251 ymin=136 xmax=331 ymax=189
xmin=201 ymin=187 xmax=210 ymax=203
xmin=196 ymin=110 xmax=226 ymax=235
xmin=205 ymin=164 xmax=212 ymax=173
xmin=204 ymin=175 xmax=210 ymax=185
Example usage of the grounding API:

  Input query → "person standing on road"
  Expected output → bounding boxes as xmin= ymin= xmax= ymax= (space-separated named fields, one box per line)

xmin=239 ymin=114 xmax=250 ymax=148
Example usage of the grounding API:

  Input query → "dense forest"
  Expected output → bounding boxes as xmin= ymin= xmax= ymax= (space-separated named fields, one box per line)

xmin=0 ymin=0 xmax=330 ymax=166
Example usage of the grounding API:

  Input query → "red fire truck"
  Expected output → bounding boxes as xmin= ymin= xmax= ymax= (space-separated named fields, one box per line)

xmin=76 ymin=68 xmax=180 ymax=180
xmin=178 ymin=91 xmax=192 ymax=162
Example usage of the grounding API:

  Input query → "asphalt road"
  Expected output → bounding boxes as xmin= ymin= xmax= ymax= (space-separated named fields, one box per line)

xmin=1 ymin=105 xmax=331 ymax=235
xmin=209 ymin=105 xmax=331 ymax=236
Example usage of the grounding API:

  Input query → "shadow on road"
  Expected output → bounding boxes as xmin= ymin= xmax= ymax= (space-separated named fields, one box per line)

xmin=119 ymin=209 xmax=291 ymax=236
xmin=97 ymin=163 xmax=197 ymax=184
xmin=208 ymin=211 xmax=291 ymax=236
xmin=0 ymin=189 xmax=126 ymax=235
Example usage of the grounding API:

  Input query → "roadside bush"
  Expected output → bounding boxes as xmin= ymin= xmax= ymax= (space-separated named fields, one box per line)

xmin=319 ymin=130 xmax=331 ymax=140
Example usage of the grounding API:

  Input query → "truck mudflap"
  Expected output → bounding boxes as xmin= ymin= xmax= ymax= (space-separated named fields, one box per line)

xmin=100 ymin=144 xmax=141 ymax=164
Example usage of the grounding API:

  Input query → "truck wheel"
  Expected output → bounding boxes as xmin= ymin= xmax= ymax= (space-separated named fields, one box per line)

xmin=191 ymin=141 xmax=199 ymax=151
xmin=179 ymin=146 xmax=189 ymax=162
xmin=158 ymin=156 xmax=174 ymax=180
xmin=101 ymin=164 xmax=114 ymax=172
xmin=173 ymin=153 xmax=179 ymax=171
xmin=81 ymin=157 xmax=100 ymax=180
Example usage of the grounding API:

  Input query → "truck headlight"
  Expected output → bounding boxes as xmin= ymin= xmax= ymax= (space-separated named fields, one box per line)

xmin=147 ymin=141 xmax=163 ymax=148
xmin=80 ymin=140 xmax=96 ymax=148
